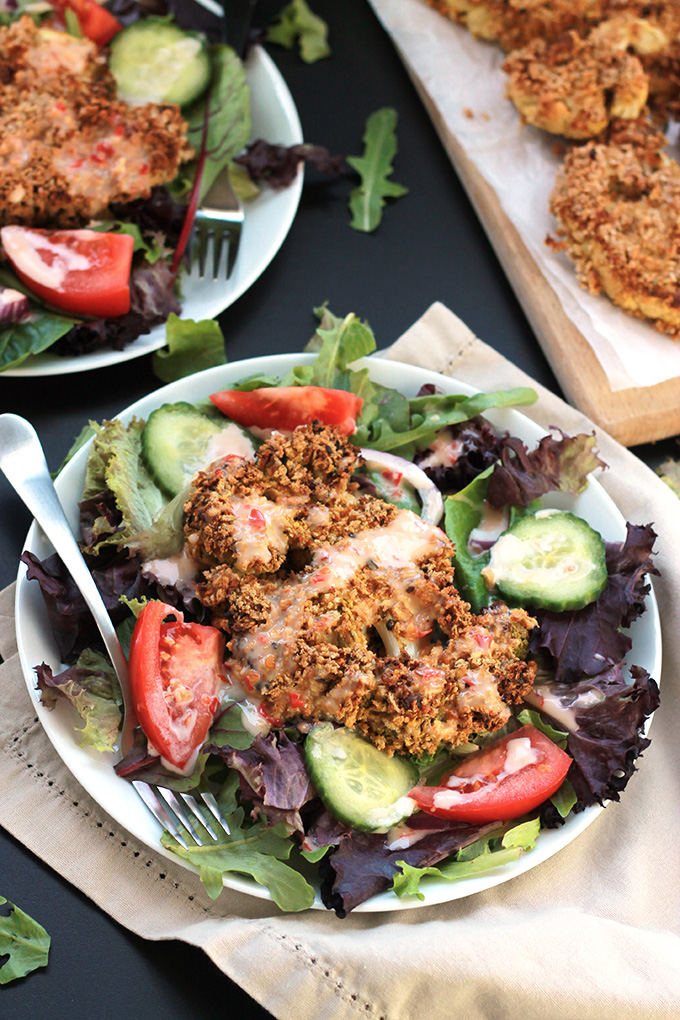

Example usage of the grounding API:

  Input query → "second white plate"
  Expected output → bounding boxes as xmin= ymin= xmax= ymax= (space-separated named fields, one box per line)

xmin=3 ymin=46 xmax=303 ymax=377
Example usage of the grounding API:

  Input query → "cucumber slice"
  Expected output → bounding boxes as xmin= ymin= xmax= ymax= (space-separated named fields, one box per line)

xmin=305 ymin=723 xmax=419 ymax=832
xmin=142 ymin=402 xmax=255 ymax=497
xmin=486 ymin=509 xmax=607 ymax=611
xmin=109 ymin=19 xmax=211 ymax=106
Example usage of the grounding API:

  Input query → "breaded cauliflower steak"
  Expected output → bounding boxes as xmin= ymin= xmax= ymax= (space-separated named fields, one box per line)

xmin=0 ymin=17 xmax=193 ymax=227
xmin=550 ymin=130 xmax=680 ymax=336
xmin=186 ymin=424 xmax=537 ymax=758
xmin=503 ymin=29 xmax=648 ymax=137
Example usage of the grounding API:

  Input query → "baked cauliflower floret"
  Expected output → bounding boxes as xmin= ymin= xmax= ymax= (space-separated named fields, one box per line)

xmin=186 ymin=423 xmax=537 ymax=758
xmin=503 ymin=28 xmax=648 ymax=138
xmin=549 ymin=130 xmax=680 ymax=336
xmin=0 ymin=16 xmax=193 ymax=227
xmin=184 ymin=423 xmax=392 ymax=572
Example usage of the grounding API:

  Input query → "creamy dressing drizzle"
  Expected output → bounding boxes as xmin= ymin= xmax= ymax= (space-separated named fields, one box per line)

xmin=230 ymin=495 xmax=292 ymax=570
xmin=232 ymin=510 xmax=450 ymax=685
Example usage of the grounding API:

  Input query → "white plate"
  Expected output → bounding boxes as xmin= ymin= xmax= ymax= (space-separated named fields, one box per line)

xmin=3 ymin=47 xmax=303 ymax=378
xmin=14 ymin=355 xmax=662 ymax=912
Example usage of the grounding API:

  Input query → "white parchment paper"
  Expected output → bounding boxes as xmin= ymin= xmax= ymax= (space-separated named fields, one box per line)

xmin=369 ymin=0 xmax=680 ymax=392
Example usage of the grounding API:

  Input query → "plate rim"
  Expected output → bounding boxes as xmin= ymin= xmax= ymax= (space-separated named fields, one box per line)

xmin=2 ymin=45 xmax=304 ymax=378
xmin=14 ymin=352 xmax=663 ymax=912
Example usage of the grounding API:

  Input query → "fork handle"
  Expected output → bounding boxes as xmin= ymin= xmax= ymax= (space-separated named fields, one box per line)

xmin=0 ymin=414 xmax=135 ymax=753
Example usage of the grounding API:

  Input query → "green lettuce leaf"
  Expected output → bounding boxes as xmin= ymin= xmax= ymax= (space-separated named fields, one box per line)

xmin=516 ymin=708 xmax=569 ymax=750
xmin=266 ymin=0 xmax=330 ymax=63
xmin=207 ymin=702 xmax=256 ymax=752
xmin=347 ymin=108 xmax=408 ymax=232
xmin=0 ymin=312 xmax=77 ymax=372
xmin=0 ymin=898 xmax=50 ymax=985
xmin=183 ymin=45 xmax=251 ymax=203
xmin=35 ymin=649 xmax=122 ymax=753
xmin=444 ymin=469 xmax=494 ymax=612
xmin=161 ymin=772 xmax=314 ymax=910
xmin=152 ymin=314 xmax=226 ymax=383
xmin=392 ymin=817 xmax=540 ymax=900
xmin=81 ymin=418 xmax=165 ymax=553
xmin=657 ymin=456 xmax=680 ymax=497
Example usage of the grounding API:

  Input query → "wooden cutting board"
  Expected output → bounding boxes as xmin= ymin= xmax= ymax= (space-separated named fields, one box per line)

xmin=406 ymin=64 xmax=680 ymax=448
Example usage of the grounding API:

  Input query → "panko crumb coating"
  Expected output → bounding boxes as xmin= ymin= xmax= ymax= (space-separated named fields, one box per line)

xmin=0 ymin=17 xmax=193 ymax=227
xmin=503 ymin=29 xmax=648 ymax=138
xmin=184 ymin=423 xmax=537 ymax=758
xmin=549 ymin=130 xmax=680 ymax=336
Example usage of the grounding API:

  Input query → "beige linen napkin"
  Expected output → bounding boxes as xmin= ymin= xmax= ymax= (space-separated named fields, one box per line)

xmin=1 ymin=302 xmax=679 ymax=1020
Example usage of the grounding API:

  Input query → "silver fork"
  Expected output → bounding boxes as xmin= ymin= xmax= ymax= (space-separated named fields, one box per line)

xmin=192 ymin=169 xmax=244 ymax=280
xmin=0 ymin=413 xmax=230 ymax=848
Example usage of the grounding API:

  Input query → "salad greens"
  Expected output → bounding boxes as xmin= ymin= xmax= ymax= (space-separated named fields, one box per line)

xmin=266 ymin=0 xmax=330 ymax=64
xmin=657 ymin=455 xmax=680 ymax=497
xmin=22 ymin=305 xmax=660 ymax=914
xmin=0 ymin=897 xmax=51 ymax=985
xmin=347 ymin=108 xmax=408 ymax=233
xmin=152 ymin=314 xmax=226 ymax=383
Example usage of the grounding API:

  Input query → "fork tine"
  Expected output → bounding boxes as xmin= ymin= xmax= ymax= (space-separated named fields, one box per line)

xmin=132 ymin=780 xmax=190 ymax=850
xmin=211 ymin=229 xmax=224 ymax=281
xmin=194 ymin=220 xmax=209 ymax=279
xmin=160 ymin=789 xmax=205 ymax=843
xmin=199 ymin=789 xmax=231 ymax=836
xmin=179 ymin=792 xmax=220 ymax=840
xmin=226 ymin=224 xmax=241 ymax=279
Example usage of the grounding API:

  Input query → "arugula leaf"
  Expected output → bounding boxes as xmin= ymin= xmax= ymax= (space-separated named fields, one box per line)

xmin=0 ymin=898 xmax=50 ymax=985
xmin=183 ymin=44 xmax=251 ymax=203
xmin=161 ymin=775 xmax=314 ymax=910
xmin=266 ymin=0 xmax=330 ymax=63
xmin=152 ymin=314 xmax=226 ymax=382
xmin=347 ymin=108 xmax=408 ymax=232
xmin=549 ymin=779 xmax=578 ymax=819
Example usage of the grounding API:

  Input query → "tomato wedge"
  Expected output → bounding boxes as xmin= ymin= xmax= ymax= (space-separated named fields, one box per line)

xmin=50 ymin=0 xmax=123 ymax=47
xmin=0 ymin=227 xmax=134 ymax=318
xmin=409 ymin=725 xmax=572 ymax=824
xmin=129 ymin=601 xmax=227 ymax=772
xmin=209 ymin=386 xmax=363 ymax=436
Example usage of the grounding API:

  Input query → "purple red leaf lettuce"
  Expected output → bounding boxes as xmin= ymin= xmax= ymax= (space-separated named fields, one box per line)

xmin=21 ymin=550 xmax=152 ymax=661
xmin=530 ymin=663 xmax=659 ymax=811
xmin=235 ymin=140 xmax=347 ymax=189
xmin=414 ymin=416 xmax=505 ymax=494
xmin=319 ymin=818 xmax=498 ymax=916
xmin=487 ymin=430 xmax=606 ymax=509
xmin=35 ymin=648 xmax=122 ymax=752
xmin=531 ymin=524 xmax=658 ymax=683
xmin=207 ymin=732 xmax=314 ymax=833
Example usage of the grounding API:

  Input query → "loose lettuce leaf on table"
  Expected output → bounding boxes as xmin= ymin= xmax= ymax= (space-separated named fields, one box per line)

xmin=656 ymin=455 xmax=680 ymax=496
xmin=347 ymin=108 xmax=408 ymax=232
xmin=0 ymin=898 xmax=50 ymax=985
xmin=266 ymin=0 xmax=330 ymax=63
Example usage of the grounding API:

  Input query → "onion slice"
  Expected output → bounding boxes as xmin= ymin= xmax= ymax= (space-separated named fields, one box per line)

xmin=361 ymin=448 xmax=444 ymax=525
xmin=0 ymin=286 xmax=30 ymax=324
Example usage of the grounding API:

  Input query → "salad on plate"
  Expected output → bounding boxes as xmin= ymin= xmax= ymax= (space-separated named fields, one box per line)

xmin=0 ymin=0 xmax=301 ymax=374
xmin=18 ymin=307 xmax=661 ymax=915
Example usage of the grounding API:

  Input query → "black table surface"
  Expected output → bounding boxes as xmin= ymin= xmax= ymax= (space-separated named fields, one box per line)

xmin=1 ymin=2 xmax=676 ymax=1017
